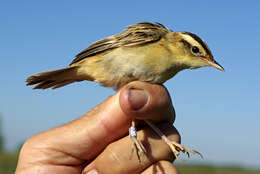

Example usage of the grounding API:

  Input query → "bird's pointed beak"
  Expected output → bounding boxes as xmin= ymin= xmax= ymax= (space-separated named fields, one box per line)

xmin=207 ymin=59 xmax=224 ymax=71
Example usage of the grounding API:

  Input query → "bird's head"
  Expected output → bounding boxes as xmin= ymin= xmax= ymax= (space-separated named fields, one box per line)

xmin=168 ymin=31 xmax=224 ymax=71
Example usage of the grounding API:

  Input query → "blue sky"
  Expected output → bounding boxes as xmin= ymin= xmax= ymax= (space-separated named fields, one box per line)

xmin=1 ymin=0 xmax=260 ymax=168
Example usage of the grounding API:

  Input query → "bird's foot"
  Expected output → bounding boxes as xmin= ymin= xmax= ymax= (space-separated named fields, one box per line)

xmin=167 ymin=141 xmax=203 ymax=161
xmin=129 ymin=126 xmax=147 ymax=163
xmin=144 ymin=120 xmax=202 ymax=161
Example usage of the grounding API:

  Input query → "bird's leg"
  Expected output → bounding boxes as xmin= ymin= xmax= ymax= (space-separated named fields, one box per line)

xmin=129 ymin=120 xmax=147 ymax=163
xmin=145 ymin=120 xmax=203 ymax=161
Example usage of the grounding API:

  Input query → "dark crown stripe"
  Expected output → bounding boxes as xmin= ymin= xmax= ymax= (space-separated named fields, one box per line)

xmin=182 ymin=32 xmax=212 ymax=56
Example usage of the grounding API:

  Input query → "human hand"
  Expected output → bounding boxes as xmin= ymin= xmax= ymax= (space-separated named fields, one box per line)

xmin=15 ymin=81 xmax=180 ymax=174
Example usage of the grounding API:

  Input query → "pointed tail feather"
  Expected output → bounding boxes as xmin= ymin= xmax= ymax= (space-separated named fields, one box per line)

xmin=26 ymin=66 xmax=84 ymax=89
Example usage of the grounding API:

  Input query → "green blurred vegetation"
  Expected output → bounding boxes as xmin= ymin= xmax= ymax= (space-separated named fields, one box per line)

xmin=0 ymin=151 xmax=18 ymax=174
xmin=176 ymin=164 xmax=260 ymax=174
xmin=0 ymin=117 xmax=4 ymax=151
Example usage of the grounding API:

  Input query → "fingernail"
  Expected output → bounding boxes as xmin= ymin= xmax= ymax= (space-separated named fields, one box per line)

xmin=85 ymin=169 xmax=98 ymax=174
xmin=128 ymin=88 xmax=148 ymax=111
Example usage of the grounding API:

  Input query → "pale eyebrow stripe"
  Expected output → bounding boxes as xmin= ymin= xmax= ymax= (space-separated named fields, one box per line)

xmin=181 ymin=32 xmax=212 ymax=56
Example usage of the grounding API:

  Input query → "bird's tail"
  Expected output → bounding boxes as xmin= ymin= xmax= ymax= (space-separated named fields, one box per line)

xmin=26 ymin=66 xmax=85 ymax=89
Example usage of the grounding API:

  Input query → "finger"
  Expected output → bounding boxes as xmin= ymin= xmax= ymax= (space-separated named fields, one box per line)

xmin=120 ymin=81 xmax=175 ymax=123
xmin=141 ymin=160 xmax=179 ymax=174
xmin=19 ymin=81 xmax=175 ymax=166
xmin=82 ymin=122 xmax=180 ymax=174
xmin=142 ymin=161 xmax=179 ymax=174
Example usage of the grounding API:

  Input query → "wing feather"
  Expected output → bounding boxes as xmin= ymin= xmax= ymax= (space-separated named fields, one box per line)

xmin=70 ymin=22 xmax=170 ymax=65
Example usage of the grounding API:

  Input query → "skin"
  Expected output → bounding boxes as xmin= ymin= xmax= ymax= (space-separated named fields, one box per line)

xmin=15 ymin=81 xmax=180 ymax=174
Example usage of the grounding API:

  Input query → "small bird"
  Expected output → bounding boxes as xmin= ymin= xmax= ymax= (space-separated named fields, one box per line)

xmin=26 ymin=22 xmax=224 ymax=162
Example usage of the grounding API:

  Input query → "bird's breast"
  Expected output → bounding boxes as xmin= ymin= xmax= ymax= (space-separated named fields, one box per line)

xmin=79 ymin=41 xmax=181 ymax=88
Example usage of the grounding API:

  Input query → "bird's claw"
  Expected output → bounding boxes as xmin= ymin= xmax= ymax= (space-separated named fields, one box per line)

xmin=167 ymin=141 xmax=203 ymax=161
xmin=129 ymin=136 xmax=147 ymax=163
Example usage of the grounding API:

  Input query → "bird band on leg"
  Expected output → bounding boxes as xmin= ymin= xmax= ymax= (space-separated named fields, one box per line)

xmin=129 ymin=126 xmax=137 ymax=137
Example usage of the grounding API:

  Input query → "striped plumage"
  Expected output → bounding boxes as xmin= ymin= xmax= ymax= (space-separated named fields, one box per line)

xmin=70 ymin=22 xmax=169 ymax=64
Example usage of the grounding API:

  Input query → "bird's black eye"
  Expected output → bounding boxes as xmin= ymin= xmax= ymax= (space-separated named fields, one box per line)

xmin=191 ymin=46 xmax=200 ymax=54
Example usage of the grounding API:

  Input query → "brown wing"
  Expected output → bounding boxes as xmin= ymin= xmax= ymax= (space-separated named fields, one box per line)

xmin=69 ymin=22 xmax=170 ymax=65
